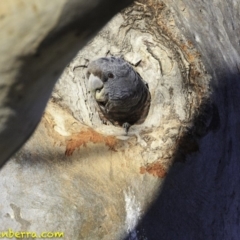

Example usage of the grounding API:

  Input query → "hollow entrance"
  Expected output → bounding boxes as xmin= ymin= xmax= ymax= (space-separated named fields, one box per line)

xmin=53 ymin=0 xmax=210 ymax=170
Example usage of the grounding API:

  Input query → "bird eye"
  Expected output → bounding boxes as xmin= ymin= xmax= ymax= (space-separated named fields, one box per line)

xmin=108 ymin=73 xmax=114 ymax=78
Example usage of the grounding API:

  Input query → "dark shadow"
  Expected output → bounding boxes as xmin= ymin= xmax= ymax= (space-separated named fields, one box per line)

xmin=124 ymin=72 xmax=240 ymax=240
xmin=13 ymin=142 xmax=116 ymax=168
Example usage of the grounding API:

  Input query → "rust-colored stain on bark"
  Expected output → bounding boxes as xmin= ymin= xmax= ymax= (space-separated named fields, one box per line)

xmin=140 ymin=162 xmax=167 ymax=178
xmin=65 ymin=128 xmax=117 ymax=156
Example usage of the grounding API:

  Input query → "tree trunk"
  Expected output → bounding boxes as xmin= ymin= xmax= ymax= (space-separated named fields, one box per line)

xmin=0 ymin=0 xmax=239 ymax=240
xmin=0 ymin=0 xmax=133 ymax=166
xmin=132 ymin=1 xmax=240 ymax=239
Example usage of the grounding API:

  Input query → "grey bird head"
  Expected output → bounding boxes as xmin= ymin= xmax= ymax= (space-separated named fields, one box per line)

xmin=87 ymin=56 xmax=151 ymax=134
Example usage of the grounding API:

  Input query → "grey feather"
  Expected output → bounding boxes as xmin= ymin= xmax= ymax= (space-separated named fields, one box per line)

xmin=87 ymin=57 xmax=151 ymax=133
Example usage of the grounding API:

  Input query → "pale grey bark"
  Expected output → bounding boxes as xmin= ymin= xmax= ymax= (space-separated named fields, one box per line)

xmin=0 ymin=0 xmax=133 ymax=167
xmin=130 ymin=1 xmax=240 ymax=239
xmin=0 ymin=0 xmax=239 ymax=240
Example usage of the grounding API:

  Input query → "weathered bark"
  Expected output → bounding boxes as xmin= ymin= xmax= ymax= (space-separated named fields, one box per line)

xmin=0 ymin=0 xmax=133 ymax=167
xmin=132 ymin=1 xmax=240 ymax=239
xmin=0 ymin=0 xmax=239 ymax=240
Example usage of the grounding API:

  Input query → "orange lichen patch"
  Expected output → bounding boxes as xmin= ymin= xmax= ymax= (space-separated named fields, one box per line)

xmin=140 ymin=162 xmax=167 ymax=178
xmin=65 ymin=128 xmax=117 ymax=156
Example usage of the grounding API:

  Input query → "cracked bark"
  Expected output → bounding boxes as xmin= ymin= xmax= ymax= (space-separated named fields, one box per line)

xmin=0 ymin=0 xmax=239 ymax=239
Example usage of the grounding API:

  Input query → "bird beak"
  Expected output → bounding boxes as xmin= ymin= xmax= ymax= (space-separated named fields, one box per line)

xmin=88 ymin=74 xmax=107 ymax=103
xmin=88 ymin=73 xmax=103 ymax=92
